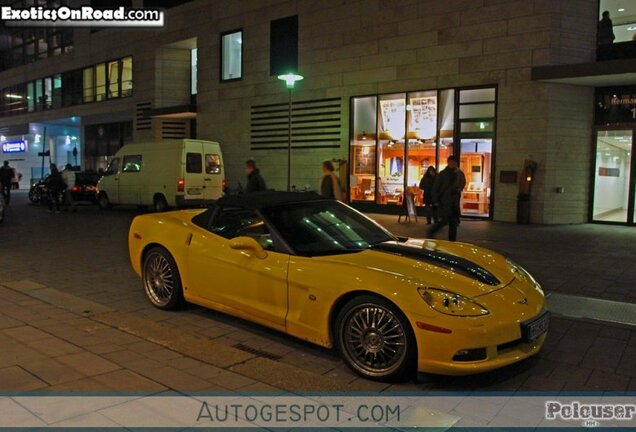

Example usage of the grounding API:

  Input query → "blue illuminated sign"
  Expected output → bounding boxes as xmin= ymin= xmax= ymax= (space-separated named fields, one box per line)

xmin=2 ymin=140 xmax=26 ymax=154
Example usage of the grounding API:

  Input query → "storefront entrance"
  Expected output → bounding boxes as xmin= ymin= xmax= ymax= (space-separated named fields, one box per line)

xmin=592 ymin=129 xmax=635 ymax=224
xmin=349 ymin=86 xmax=496 ymax=218
xmin=592 ymin=86 xmax=636 ymax=225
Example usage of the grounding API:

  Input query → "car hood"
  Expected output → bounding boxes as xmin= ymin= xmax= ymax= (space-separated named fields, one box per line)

xmin=314 ymin=238 xmax=515 ymax=298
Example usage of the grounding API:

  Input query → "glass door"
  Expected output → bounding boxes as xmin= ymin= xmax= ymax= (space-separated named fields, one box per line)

xmin=593 ymin=130 xmax=633 ymax=223
xmin=459 ymin=139 xmax=492 ymax=217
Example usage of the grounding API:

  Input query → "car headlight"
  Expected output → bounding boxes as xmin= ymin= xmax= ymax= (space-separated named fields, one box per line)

xmin=417 ymin=287 xmax=489 ymax=317
xmin=506 ymin=259 xmax=543 ymax=295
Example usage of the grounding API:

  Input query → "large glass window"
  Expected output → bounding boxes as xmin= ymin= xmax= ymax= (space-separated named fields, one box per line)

xmin=83 ymin=67 xmax=94 ymax=103
xmin=406 ymin=90 xmax=437 ymax=205
xmin=190 ymin=49 xmax=198 ymax=95
xmin=121 ymin=56 xmax=133 ymax=97
xmin=95 ymin=63 xmax=106 ymax=102
xmin=350 ymin=96 xmax=377 ymax=203
xmin=599 ymin=0 xmax=636 ymax=43
xmin=593 ymin=130 xmax=632 ymax=222
xmin=349 ymin=86 xmax=497 ymax=217
xmin=108 ymin=60 xmax=120 ymax=99
xmin=377 ymin=93 xmax=406 ymax=205
xmin=221 ymin=30 xmax=242 ymax=81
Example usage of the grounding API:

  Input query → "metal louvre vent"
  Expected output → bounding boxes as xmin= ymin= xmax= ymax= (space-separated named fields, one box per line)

xmin=250 ymin=97 xmax=342 ymax=151
xmin=160 ymin=119 xmax=188 ymax=139
xmin=135 ymin=102 xmax=152 ymax=131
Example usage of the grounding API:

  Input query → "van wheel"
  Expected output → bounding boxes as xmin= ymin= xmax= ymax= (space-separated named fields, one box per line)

xmin=153 ymin=195 xmax=169 ymax=213
xmin=98 ymin=193 xmax=111 ymax=210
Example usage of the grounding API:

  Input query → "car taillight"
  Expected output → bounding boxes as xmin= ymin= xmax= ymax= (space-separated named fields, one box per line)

xmin=177 ymin=178 xmax=185 ymax=192
xmin=222 ymin=179 xmax=227 ymax=189
xmin=71 ymin=186 xmax=81 ymax=192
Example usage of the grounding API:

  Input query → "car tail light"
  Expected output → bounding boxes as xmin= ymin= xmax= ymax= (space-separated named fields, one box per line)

xmin=177 ymin=178 xmax=185 ymax=192
xmin=71 ymin=186 xmax=81 ymax=192
xmin=222 ymin=179 xmax=227 ymax=190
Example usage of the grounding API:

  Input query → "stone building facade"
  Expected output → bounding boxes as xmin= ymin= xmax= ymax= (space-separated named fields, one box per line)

xmin=0 ymin=0 xmax=627 ymax=224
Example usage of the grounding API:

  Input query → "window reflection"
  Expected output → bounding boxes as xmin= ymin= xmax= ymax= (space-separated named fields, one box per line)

xmin=377 ymin=93 xmax=406 ymax=205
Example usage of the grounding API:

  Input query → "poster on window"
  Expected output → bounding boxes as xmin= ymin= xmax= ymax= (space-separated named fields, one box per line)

xmin=409 ymin=96 xmax=437 ymax=140
xmin=380 ymin=99 xmax=406 ymax=140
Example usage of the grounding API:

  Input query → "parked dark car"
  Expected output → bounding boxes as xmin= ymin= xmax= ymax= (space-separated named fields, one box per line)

xmin=29 ymin=171 xmax=100 ymax=205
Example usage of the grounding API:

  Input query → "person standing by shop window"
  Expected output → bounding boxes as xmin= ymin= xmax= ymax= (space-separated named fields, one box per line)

xmin=320 ymin=160 xmax=342 ymax=200
xmin=62 ymin=164 xmax=77 ymax=212
xmin=427 ymin=155 xmax=466 ymax=242
xmin=244 ymin=159 xmax=267 ymax=193
xmin=419 ymin=166 xmax=438 ymax=225
xmin=0 ymin=161 xmax=13 ymax=205
xmin=45 ymin=164 xmax=66 ymax=214
xmin=598 ymin=11 xmax=616 ymax=60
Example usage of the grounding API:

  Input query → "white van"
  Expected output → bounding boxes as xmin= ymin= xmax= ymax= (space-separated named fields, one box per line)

xmin=97 ymin=139 xmax=224 ymax=212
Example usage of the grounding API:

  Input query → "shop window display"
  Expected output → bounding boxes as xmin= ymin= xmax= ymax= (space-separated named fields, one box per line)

xmin=377 ymin=93 xmax=406 ymax=205
xmin=406 ymin=91 xmax=437 ymax=206
xmin=348 ymin=86 xmax=496 ymax=217
xmin=350 ymin=96 xmax=377 ymax=202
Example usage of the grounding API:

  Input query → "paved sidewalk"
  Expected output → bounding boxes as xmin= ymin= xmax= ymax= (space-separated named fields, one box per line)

xmin=0 ymin=192 xmax=635 ymax=399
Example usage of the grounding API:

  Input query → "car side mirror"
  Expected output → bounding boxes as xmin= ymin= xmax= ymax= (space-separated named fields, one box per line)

xmin=229 ymin=236 xmax=267 ymax=259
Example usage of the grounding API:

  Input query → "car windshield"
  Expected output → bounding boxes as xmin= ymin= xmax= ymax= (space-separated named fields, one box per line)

xmin=262 ymin=200 xmax=394 ymax=256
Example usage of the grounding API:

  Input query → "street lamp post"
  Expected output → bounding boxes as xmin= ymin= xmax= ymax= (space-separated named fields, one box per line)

xmin=277 ymin=73 xmax=303 ymax=191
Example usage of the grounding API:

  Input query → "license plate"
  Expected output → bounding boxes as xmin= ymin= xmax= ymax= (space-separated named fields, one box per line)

xmin=522 ymin=311 xmax=550 ymax=342
xmin=187 ymin=188 xmax=202 ymax=195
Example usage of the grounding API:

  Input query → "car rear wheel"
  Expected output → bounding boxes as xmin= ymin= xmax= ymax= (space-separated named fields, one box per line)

xmin=153 ymin=194 xmax=168 ymax=213
xmin=335 ymin=295 xmax=416 ymax=381
xmin=98 ymin=193 xmax=111 ymax=210
xmin=142 ymin=247 xmax=184 ymax=310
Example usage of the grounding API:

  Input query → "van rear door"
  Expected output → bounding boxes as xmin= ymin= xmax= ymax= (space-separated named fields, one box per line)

xmin=183 ymin=142 xmax=205 ymax=203
xmin=202 ymin=144 xmax=223 ymax=200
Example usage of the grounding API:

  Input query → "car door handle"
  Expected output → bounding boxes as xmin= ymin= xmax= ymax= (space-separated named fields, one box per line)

xmin=204 ymin=178 xmax=212 ymax=181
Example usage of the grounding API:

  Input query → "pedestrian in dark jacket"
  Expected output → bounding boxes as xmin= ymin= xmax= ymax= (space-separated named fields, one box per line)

xmin=0 ymin=161 xmax=13 ymax=205
xmin=320 ymin=160 xmax=342 ymax=200
xmin=244 ymin=159 xmax=267 ymax=193
xmin=598 ymin=11 xmax=615 ymax=59
xmin=419 ymin=166 xmax=438 ymax=224
xmin=45 ymin=164 xmax=66 ymax=213
xmin=427 ymin=156 xmax=466 ymax=241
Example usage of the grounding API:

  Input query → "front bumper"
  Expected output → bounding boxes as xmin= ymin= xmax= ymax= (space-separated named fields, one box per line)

xmin=410 ymin=309 xmax=548 ymax=376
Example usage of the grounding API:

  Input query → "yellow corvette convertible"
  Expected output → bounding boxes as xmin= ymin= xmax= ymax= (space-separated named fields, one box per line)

xmin=128 ymin=191 xmax=548 ymax=381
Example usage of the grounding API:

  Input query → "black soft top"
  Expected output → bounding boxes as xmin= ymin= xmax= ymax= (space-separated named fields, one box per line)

xmin=215 ymin=191 xmax=327 ymax=210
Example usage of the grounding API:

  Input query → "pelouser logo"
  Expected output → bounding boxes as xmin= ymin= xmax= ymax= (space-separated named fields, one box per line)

xmin=1 ymin=5 xmax=164 ymax=27
xmin=546 ymin=401 xmax=636 ymax=427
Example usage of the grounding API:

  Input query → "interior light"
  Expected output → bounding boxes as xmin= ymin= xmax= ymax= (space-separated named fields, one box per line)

xmin=479 ymin=122 xmax=486 ymax=129
xmin=629 ymin=26 xmax=636 ymax=31
xmin=5 ymin=94 xmax=23 ymax=99
xmin=619 ymin=8 xmax=625 ymax=12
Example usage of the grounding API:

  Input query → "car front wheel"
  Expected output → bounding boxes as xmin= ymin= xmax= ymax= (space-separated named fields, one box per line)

xmin=335 ymin=295 xmax=416 ymax=382
xmin=142 ymin=247 xmax=184 ymax=310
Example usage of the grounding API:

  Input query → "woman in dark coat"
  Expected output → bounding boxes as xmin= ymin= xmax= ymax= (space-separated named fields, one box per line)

xmin=419 ymin=166 xmax=438 ymax=224
xmin=45 ymin=164 xmax=66 ymax=213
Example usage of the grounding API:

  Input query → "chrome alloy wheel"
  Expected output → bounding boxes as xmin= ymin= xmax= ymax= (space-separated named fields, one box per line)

xmin=342 ymin=304 xmax=407 ymax=376
xmin=143 ymin=252 xmax=175 ymax=307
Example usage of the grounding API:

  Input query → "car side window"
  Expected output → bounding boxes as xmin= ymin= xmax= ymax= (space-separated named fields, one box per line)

xmin=122 ymin=155 xmax=142 ymax=173
xmin=209 ymin=208 xmax=274 ymax=250
xmin=186 ymin=153 xmax=203 ymax=173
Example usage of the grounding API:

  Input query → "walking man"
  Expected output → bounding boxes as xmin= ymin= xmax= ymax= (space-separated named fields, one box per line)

xmin=244 ymin=160 xmax=267 ymax=193
xmin=0 ymin=161 xmax=13 ymax=205
xmin=427 ymin=155 xmax=466 ymax=242
xmin=45 ymin=164 xmax=66 ymax=213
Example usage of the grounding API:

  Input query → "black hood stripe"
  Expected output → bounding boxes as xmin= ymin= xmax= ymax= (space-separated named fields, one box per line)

xmin=372 ymin=242 xmax=501 ymax=286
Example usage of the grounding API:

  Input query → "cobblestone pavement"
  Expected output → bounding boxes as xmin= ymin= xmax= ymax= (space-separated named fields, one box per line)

xmin=0 ymin=191 xmax=635 ymax=400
